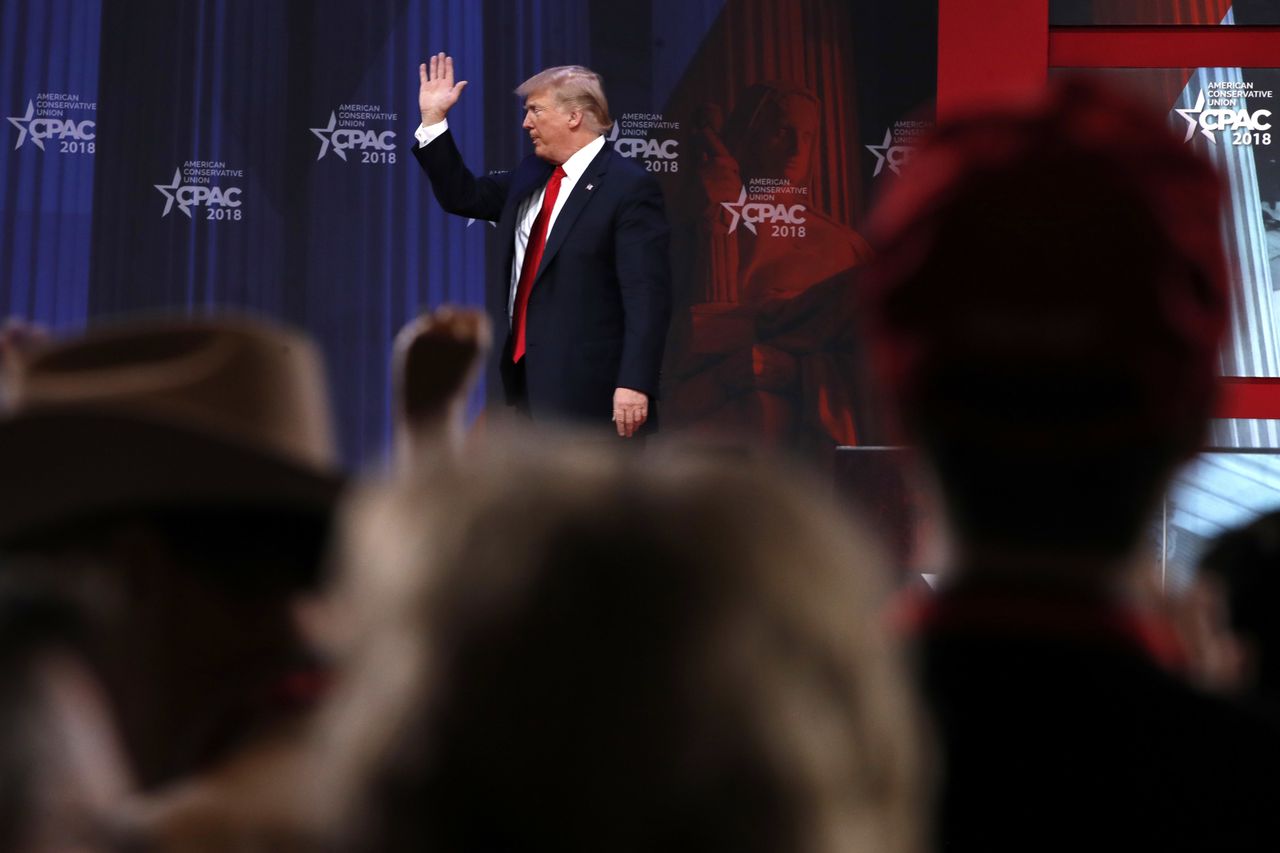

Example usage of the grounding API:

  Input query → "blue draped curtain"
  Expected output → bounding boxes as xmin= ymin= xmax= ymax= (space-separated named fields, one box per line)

xmin=0 ymin=0 xmax=100 ymax=327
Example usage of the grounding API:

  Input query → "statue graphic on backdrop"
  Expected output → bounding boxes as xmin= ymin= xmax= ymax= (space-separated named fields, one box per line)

xmin=667 ymin=83 xmax=873 ymax=454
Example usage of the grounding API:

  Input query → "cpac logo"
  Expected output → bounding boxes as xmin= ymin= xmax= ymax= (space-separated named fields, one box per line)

xmin=1175 ymin=92 xmax=1272 ymax=143
xmin=606 ymin=123 xmax=678 ymax=159
xmin=310 ymin=112 xmax=396 ymax=161
xmin=7 ymin=101 xmax=95 ymax=150
xmin=720 ymin=187 xmax=807 ymax=235
xmin=865 ymin=129 xmax=914 ymax=177
xmin=154 ymin=169 xmax=242 ymax=218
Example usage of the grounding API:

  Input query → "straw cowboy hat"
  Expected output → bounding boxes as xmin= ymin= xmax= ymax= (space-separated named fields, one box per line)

xmin=0 ymin=314 xmax=344 ymax=543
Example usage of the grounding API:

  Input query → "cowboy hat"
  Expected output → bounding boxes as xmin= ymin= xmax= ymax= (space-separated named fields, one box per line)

xmin=0 ymin=313 xmax=344 ymax=544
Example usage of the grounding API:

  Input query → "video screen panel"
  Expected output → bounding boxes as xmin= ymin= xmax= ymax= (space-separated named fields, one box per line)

xmin=1048 ymin=66 xmax=1280 ymax=448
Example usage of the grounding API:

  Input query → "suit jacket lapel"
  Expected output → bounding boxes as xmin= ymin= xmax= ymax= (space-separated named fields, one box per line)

xmin=501 ymin=157 xmax=554 ymax=251
xmin=496 ymin=157 xmax=555 ymax=293
xmin=535 ymin=146 xmax=611 ymax=283
xmin=510 ymin=157 xmax=555 ymax=211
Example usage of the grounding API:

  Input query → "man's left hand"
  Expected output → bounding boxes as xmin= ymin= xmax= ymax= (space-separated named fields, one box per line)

xmin=612 ymin=387 xmax=649 ymax=438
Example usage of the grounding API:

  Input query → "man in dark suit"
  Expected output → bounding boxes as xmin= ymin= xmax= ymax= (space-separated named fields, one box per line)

xmin=412 ymin=54 xmax=671 ymax=438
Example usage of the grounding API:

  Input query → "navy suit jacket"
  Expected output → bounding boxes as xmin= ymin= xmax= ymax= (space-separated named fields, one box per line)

xmin=412 ymin=129 xmax=671 ymax=426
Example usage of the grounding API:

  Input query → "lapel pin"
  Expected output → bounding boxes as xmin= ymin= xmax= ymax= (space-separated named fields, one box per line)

xmin=585 ymin=183 xmax=594 ymax=191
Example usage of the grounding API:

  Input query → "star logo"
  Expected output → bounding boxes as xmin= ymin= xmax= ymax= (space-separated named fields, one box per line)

xmin=310 ymin=111 xmax=345 ymax=161
xmin=154 ymin=168 xmax=190 ymax=218
xmin=720 ymin=186 xmax=754 ymax=235
xmin=865 ymin=129 xmax=895 ymax=177
xmin=7 ymin=101 xmax=37 ymax=150
xmin=1175 ymin=92 xmax=1215 ymax=144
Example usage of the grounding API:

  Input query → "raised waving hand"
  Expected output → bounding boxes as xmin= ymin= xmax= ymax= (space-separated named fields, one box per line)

xmin=419 ymin=52 xmax=469 ymax=126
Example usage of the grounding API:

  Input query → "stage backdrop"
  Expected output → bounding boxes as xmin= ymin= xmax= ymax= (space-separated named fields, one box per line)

xmin=1 ymin=0 xmax=935 ymax=466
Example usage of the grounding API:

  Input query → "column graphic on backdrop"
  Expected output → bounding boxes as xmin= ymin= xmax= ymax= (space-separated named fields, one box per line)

xmin=154 ymin=161 xmax=245 ymax=221
xmin=7 ymin=93 xmax=96 ymax=154
xmin=310 ymin=103 xmax=399 ymax=164
xmin=864 ymin=119 xmax=930 ymax=178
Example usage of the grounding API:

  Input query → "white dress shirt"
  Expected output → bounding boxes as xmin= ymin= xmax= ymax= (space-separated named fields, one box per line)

xmin=417 ymin=120 xmax=605 ymax=324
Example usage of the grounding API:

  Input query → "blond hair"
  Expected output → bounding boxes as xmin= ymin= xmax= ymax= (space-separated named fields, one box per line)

xmin=515 ymin=65 xmax=613 ymax=135
xmin=313 ymin=430 xmax=928 ymax=853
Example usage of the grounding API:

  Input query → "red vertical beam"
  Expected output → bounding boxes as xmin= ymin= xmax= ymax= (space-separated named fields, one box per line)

xmin=1216 ymin=378 xmax=1280 ymax=420
xmin=937 ymin=0 xmax=1049 ymax=121
xmin=1049 ymin=27 xmax=1280 ymax=67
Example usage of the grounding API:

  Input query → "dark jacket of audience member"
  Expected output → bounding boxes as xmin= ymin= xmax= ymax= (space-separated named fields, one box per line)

xmin=865 ymin=77 xmax=1280 ymax=852
xmin=313 ymin=436 xmax=927 ymax=853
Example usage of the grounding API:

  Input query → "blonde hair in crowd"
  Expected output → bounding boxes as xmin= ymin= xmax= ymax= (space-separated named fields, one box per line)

xmin=516 ymin=65 xmax=613 ymax=135
xmin=312 ymin=431 xmax=927 ymax=853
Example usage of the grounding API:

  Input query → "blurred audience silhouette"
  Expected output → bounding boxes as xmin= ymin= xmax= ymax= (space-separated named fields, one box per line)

xmin=866 ymin=76 xmax=1280 ymax=852
xmin=0 ymin=315 xmax=343 ymax=846
xmin=312 ymin=435 xmax=927 ymax=853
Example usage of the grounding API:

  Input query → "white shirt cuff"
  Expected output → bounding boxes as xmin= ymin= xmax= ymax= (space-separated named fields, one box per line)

xmin=415 ymin=119 xmax=449 ymax=148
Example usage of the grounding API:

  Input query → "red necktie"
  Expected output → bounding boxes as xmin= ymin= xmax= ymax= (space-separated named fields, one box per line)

xmin=511 ymin=165 xmax=567 ymax=363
